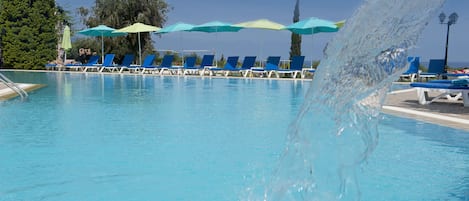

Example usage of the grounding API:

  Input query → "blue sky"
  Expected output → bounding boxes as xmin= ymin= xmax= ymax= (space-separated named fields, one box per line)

xmin=56 ymin=0 xmax=469 ymax=64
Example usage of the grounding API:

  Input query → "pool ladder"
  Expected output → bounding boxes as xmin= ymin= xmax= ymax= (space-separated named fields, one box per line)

xmin=0 ymin=72 xmax=28 ymax=100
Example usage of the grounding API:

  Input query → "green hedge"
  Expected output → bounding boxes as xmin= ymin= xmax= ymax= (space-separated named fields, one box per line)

xmin=0 ymin=0 xmax=58 ymax=69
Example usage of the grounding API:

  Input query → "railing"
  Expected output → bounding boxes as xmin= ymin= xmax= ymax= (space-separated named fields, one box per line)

xmin=0 ymin=72 xmax=28 ymax=100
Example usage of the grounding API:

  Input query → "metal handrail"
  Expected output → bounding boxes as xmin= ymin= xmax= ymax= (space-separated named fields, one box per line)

xmin=0 ymin=72 xmax=28 ymax=100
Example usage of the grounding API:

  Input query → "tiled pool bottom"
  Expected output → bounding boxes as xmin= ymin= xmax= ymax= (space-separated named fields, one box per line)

xmin=0 ymin=71 xmax=467 ymax=200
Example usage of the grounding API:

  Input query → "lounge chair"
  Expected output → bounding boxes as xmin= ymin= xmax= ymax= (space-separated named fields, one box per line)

xmin=399 ymin=56 xmax=420 ymax=82
xmin=301 ymin=68 xmax=316 ymax=79
xmin=99 ymin=54 xmax=134 ymax=73
xmin=246 ymin=56 xmax=281 ymax=78
xmin=66 ymin=55 xmax=100 ymax=71
xmin=418 ymin=59 xmax=445 ymax=81
xmin=161 ymin=56 xmax=196 ymax=75
xmin=120 ymin=54 xmax=156 ymax=73
xmin=84 ymin=54 xmax=115 ymax=72
xmin=270 ymin=56 xmax=305 ymax=79
xmin=183 ymin=55 xmax=214 ymax=76
xmin=410 ymin=79 xmax=469 ymax=107
xmin=184 ymin=56 xmax=197 ymax=68
xmin=45 ymin=63 xmax=58 ymax=70
xmin=117 ymin=54 xmax=139 ymax=73
xmin=301 ymin=60 xmax=317 ymax=79
xmin=158 ymin=55 xmax=188 ymax=75
xmin=158 ymin=56 xmax=197 ymax=75
xmin=444 ymin=68 xmax=469 ymax=78
xmin=446 ymin=73 xmax=469 ymax=78
xmin=137 ymin=54 xmax=157 ymax=73
xmin=235 ymin=56 xmax=257 ymax=77
xmin=204 ymin=56 xmax=239 ymax=76
xmin=141 ymin=54 xmax=174 ymax=74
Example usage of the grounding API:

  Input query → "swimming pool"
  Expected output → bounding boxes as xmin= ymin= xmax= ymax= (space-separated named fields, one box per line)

xmin=0 ymin=71 xmax=468 ymax=201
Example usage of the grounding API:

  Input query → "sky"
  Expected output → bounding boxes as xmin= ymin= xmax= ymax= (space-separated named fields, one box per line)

xmin=56 ymin=0 xmax=469 ymax=64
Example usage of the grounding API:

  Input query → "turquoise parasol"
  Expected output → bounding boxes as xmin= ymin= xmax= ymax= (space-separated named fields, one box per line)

xmin=78 ymin=25 xmax=127 ymax=62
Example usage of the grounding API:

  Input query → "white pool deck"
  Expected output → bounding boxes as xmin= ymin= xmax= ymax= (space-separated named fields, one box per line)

xmin=1 ymin=70 xmax=468 ymax=131
xmin=383 ymin=88 xmax=469 ymax=131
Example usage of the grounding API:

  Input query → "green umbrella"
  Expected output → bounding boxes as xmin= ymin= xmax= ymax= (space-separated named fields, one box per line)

xmin=234 ymin=19 xmax=286 ymax=65
xmin=61 ymin=25 xmax=72 ymax=63
xmin=78 ymin=25 xmax=127 ymax=62
xmin=335 ymin=20 xmax=346 ymax=28
xmin=234 ymin=19 xmax=285 ymax=30
xmin=114 ymin=23 xmax=161 ymax=65
xmin=285 ymin=17 xmax=339 ymax=67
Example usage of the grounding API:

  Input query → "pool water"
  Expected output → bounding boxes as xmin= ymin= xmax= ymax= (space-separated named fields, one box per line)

xmin=0 ymin=71 xmax=468 ymax=201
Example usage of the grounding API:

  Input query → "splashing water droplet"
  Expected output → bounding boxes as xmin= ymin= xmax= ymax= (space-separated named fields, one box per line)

xmin=243 ymin=0 xmax=447 ymax=201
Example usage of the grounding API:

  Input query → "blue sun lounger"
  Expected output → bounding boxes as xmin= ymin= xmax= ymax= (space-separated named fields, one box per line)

xmin=119 ymin=54 xmax=156 ymax=73
xmin=246 ymin=56 xmax=281 ymax=78
xmin=204 ymin=56 xmax=239 ymax=76
xmin=235 ymin=56 xmax=257 ymax=77
xmin=101 ymin=54 xmax=134 ymax=73
xmin=410 ymin=79 xmax=469 ymax=107
xmin=157 ymin=56 xmax=198 ymax=75
xmin=66 ymin=55 xmax=100 ymax=71
xmin=418 ymin=59 xmax=445 ymax=80
xmin=45 ymin=63 xmax=57 ymax=70
xmin=445 ymin=73 xmax=469 ymax=78
xmin=270 ymin=55 xmax=305 ymax=79
xmin=301 ymin=59 xmax=317 ymax=79
xmin=141 ymin=54 xmax=174 ymax=74
xmin=84 ymin=54 xmax=115 ymax=72
xmin=183 ymin=55 xmax=214 ymax=76
xmin=183 ymin=56 xmax=197 ymax=69
xmin=400 ymin=56 xmax=420 ymax=82
xmin=301 ymin=68 xmax=316 ymax=79
xmin=160 ymin=55 xmax=195 ymax=75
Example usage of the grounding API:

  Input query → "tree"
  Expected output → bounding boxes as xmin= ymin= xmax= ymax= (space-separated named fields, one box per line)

xmin=0 ymin=0 xmax=58 ymax=69
xmin=78 ymin=0 xmax=170 ymax=61
xmin=289 ymin=0 xmax=302 ymax=59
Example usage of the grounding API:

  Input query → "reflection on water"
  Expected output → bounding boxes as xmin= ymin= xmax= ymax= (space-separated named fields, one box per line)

xmin=0 ymin=71 xmax=467 ymax=200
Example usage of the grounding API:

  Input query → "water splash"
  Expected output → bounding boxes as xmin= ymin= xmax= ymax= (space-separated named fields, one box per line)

xmin=245 ymin=0 xmax=446 ymax=200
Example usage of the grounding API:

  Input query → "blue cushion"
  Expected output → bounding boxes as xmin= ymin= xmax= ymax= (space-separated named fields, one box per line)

xmin=451 ymin=78 xmax=469 ymax=86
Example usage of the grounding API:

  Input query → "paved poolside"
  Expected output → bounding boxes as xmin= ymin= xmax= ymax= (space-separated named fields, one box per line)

xmin=0 ymin=70 xmax=468 ymax=131
xmin=383 ymin=88 xmax=469 ymax=131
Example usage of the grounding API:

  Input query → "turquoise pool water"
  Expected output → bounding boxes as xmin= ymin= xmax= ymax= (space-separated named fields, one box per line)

xmin=0 ymin=71 xmax=468 ymax=201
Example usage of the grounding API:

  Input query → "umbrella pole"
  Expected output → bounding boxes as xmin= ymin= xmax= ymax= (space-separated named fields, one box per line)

xmin=138 ymin=32 xmax=142 ymax=65
xmin=180 ymin=33 xmax=184 ymax=66
xmin=259 ymin=39 xmax=264 ymax=67
xmin=311 ymin=34 xmax=314 ymax=68
xmin=214 ymin=28 xmax=218 ymax=67
xmin=101 ymin=34 xmax=105 ymax=63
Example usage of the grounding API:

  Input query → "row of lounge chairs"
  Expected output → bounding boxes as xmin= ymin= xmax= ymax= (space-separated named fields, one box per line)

xmin=397 ymin=56 xmax=469 ymax=107
xmin=46 ymin=54 xmax=316 ymax=79
xmin=401 ymin=57 xmax=469 ymax=107
xmin=400 ymin=57 xmax=469 ymax=82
